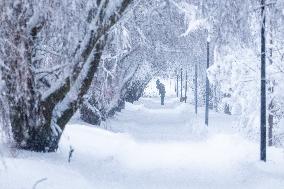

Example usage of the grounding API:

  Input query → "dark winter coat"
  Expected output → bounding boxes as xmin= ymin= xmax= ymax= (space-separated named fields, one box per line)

xmin=156 ymin=83 xmax=166 ymax=96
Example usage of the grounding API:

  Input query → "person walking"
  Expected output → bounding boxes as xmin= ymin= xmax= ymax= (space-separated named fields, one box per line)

xmin=156 ymin=79 xmax=166 ymax=105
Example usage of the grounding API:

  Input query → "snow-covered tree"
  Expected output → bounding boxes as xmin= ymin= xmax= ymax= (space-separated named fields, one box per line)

xmin=0 ymin=0 xmax=133 ymax=151
xmin=204 ymin=0 xmax=284 ymax=145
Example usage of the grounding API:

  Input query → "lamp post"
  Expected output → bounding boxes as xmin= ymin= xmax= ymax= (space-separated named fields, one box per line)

xmin=260 ymin=0 xmax=266 ymax=162
xmin=205 ymin=35 xmax=210 ymax=126
xmin=195 ymin=62 xmax=198 ymax=114
xmin=180 ymin=68 xmax=183 ymax=100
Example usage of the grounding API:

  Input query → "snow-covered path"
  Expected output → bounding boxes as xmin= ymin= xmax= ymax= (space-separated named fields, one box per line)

xmin=1 ymin=97 xmax=284 ymax=189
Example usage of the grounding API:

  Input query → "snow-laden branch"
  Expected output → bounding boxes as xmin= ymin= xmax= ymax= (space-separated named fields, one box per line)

xmin=34 ymin=63 xmax=71 ymax=74
xmin=168 ymin=0 xmax=207 ymax=36
xmin=101 ymin=59 xmax=115 ymax=78
xmin=122 ymin=63 xmax=140 ymax=87
xmin=50 ymin=0 xmax=133 ymax=131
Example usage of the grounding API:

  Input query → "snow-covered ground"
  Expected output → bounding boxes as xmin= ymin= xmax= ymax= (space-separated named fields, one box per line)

xmin=1 ymin=97 xmax=284 ymax=189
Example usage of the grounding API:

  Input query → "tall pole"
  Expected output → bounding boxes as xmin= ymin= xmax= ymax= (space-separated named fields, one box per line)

xmin=177 ymin=74 xmax=179 ymax=97
xmin=260 ymin=0 xmax=266 ymax=162
xmin=195 ymin=63 xmax=198 ymax=114
xmin=174 ymin=74 xmax=177 ymax=93
xmin=185 ymin=70 xmax=188 ymax=103
xmin=205 ymin=40 xmax=210 ymax=126
xmin=180 ymin=68 xmax=183 ymax=100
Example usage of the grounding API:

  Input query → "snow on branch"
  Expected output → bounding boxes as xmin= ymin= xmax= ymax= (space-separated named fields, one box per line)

xmin=169 ymin=0 xmax=207 ymax=36
xmin=51 ymin=0 xmax=133 ymax=130
xmin=34 ymin=63 xmax=71 ymax=75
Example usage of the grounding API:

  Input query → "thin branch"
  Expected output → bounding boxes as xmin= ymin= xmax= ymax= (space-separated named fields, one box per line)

xmin=32 ymin=178 xmax=48 ymax=189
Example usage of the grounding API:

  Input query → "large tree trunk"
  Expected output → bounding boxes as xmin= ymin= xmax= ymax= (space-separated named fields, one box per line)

xmin=1 ymin=0 xmax=133 ymax=152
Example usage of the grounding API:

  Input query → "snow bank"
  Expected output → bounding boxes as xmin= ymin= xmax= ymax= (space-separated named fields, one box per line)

xmin=1 ymin=97 xmax=284 ymax=189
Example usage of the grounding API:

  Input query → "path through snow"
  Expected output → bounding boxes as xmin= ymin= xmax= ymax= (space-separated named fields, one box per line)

xmin=1 ymin=97 xmax=284 ymax=189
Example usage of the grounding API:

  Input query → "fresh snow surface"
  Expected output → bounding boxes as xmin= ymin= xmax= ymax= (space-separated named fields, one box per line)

xmin=1 ymin=97 xmax=284 ymax=189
